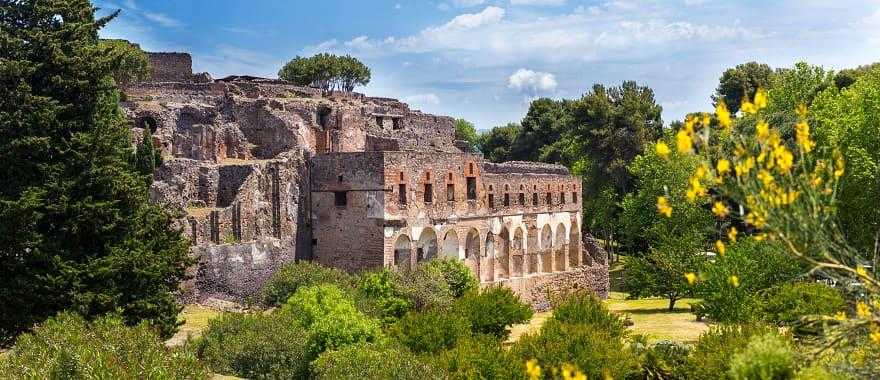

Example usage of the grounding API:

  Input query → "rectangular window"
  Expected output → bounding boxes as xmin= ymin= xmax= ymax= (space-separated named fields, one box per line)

xmin=466 ymin=177 xmax=477 ymax=200
xmin=334 ymin=191 xmax=347 ymax=207
xmin=488 ymin=194 xmax=495 ymax=208
xmin=560 ymin=192 xmax=566 ymax=204
xmin=546 ymin=192 xmax=552 ymax=205
xmin=572 ymin=192 xmax=578 ymax=203
xmin=399 ymin=184 xmax=407 ymax=205
xmin=518 ymin=193 xmax=525 ymax=205
xmin=504 ymin=193 xmax=510 ymax=207
xmin=392 ymin=118 xmax=402 ymax=130
xmin=424 ymin=184 xmax=433 ymax=203
xmin=447 ymin=183 xmax=455 ymax=202
xmin=532 ymin=193 xmax=538 ymax=206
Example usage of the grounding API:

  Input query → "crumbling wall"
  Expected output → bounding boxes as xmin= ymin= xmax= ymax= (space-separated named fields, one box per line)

xmin=148 ymin=52 xmax=193 ymax=82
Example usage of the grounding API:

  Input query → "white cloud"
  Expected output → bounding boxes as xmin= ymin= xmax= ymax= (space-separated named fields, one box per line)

xmin=142 ymin=12 xmax=182 ymax=28
xmin=452 ymin=0 xmax=487 ymax=7
xmin=510 ymin=0 xmax=567 ymax=6
xmin=440 ymin=6 xmax=505 ymax=30
xmin=403 ymin=93 xmax=441 ymax=106
xmin=507 ymin=69 xmax=557 ymax=93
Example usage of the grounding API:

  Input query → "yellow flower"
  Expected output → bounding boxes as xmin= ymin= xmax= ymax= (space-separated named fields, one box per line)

xmin=773 ymin=145 xmax=794 ymax=174
xmin=712 ymin=201 xmax=729 ymax=218
xmin=526 ymin=359 xmax=542 ymax=380
xmin=871 ymin=331 xmax=880 ymax=345
xmin=656 ymin=141 xmax=671 ymax=159
xmin=695 ymin=165 xmax=708 ymax=180
xmin=755 ymin=233 xmax=767 ymax=241
xmin=754 ymin=88 xmax=768 ymax=109
xmin=834 ymin=311 xmax=847 ymax=321
xmin=834 ymin=156 xmax=845 ymax=178
xmin=676 ymin=129 xmax=693 ymax=154
xmin=701 ymin=113 xmax=711 ymax=128
xmin=716 ymin=240 xmax=726 ymax=256
xmin=716 ymin=101 xmax=731 ymax=129
xmin=756 ymin=121 xmax=770 ymax=142
xmin=795 ymin=121 xmax=815 ymax=153
xmin=727 ymin=227 xmax=738 ymax=242
xmin=857 ymin=302 xmax=872 ymax=319
xmin=684 ymin=272 xmax=698 ymax=285
xmin=716 ymin=159 xmax=731 ymax=176
xmin=657 ymin=196 xmax=672 ymax=218
xmin=757 ymin=170 xmax=774 ymax=187
xmin=796 ymin=103 xmax=808 ymax=119
xmin=857 ymin=265 xmax=869 ymax=278
xmin=741 ymin=100 xmax=757 ymax=114
xmin=728 ymin=275 xmax=740 ymax=287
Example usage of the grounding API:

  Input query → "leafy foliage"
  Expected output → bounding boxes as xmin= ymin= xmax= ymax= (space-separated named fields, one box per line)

xmin=311 ymin=343 xmax=440 ymax=380
xmin=395 ymin=260 xmax=457 ymax=311
xmin=727 ymin=333 xmax=798 ymax=380
xmin=454 ymin=286 xmax=533 ymax=339
xmin=99 ymin=39 xmax=151 ymax=87
xmin=389 ymin=308 xmax=471 ymax=354
xmin=454 ymin=118 xmax=480 ymax=151
xmin=713 ymin=61 xmax=775 ymax=114
xmin=549 ymin=291 xmax=627 ymax=337
xmin=278 ymin=53 xmax=370 ymax=91
xmin=757 ymin=282 xmax=845 ymax=326
xmin=357 ymin=269 xmax=412 ymax=322
xmin=261 ymin=260 xmax=352 ymax=306
xmin=0 ymin=313 xmax=206 ymax=379
xmin=0 ymin=0 xmax=191 ymax=344
xmin=431 ymin=335 xmax=519 ymax=380
xmin=195 ymin=312 xmax=311 ymax=379
xmin=422 ymin=258 xmax=479 ymax=298
xmin=681 ymin=324 xmax=777 ymax=380
xmin=478 ymin=123 xmax=521 ymax=163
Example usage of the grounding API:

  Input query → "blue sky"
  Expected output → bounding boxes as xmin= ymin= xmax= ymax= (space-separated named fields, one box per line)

xmin=96 ymin=0 xmax=880 ymax=130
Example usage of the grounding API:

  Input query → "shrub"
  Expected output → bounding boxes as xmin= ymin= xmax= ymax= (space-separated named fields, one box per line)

xmin=396 ymin=262 xmax=456 ymax=311
xmin=682 ymin=324 xmax=776 ymax=379
xmin=281 ymin=284 xmax=383 ymax=354
xmin=357 ymin=269 xmax=412 ymax=322
xmin=431 ymin=334 xmax=520 ymax=380
xmin=261 ymin=261 xmax=352 ymax=306
xmin=634 ymin=338 xmax=691 ymax=380
xmin=549 ymin=291 xmax=627 ymax=337
xmin=511 ymin=318 xmax=640 ymax=380
xmin=0 ymin=313 xmax=206 ymax=379
xmin=454 ymin=286 xmax=533 ymax=339
xmin=195 ymin=312 xmax=310 ymax=379
xmin=389 ymin=308 xmax=471 ymax=354
xmin=695 ymin=238 xmax=804 ymax=322
xmin=422 ymin=258 xmax=479 ymax=298
xmin=728 ymin=333 xmax=798 ymax=380
xmin=758 ymin=282 xmax=846 ymax=325
xmin=311 ymin=343 xmax=439 ymax=380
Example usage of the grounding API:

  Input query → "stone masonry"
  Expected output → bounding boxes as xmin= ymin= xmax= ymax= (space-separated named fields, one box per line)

xmin=123 ymin=51 xmax=609 ymax=306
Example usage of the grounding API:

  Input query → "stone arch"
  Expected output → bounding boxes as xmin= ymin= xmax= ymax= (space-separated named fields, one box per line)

xmin=483 ymin=233 xmax=495 ymax=282
xmin=555 ymin=223 xmax=567 ymax=271
xmin=496 ymin=227 xmax=510 ymax=279
xmin=540 ymin=224 xmax=553 ymax=273
xmin=417 ymin=228 xmax=438 ymax=262
xmin=137 ymin=115 xmax=159 ymax=134
xmin=442 ymin=229 xmax=461 ymax=259
xmin=465 ymin=229 xmax=480 ymax=278
xmin=394 ymin=234 xmax=412 ymax=271
xmin=511 ymin=227 xmax=525 ymax=277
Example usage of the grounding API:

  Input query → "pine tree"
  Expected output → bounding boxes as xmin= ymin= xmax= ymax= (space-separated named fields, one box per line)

xmin=0 ymin=0 xmax=191 ymax=345
xmin=135 ymin=128 xmax=157 ymax=177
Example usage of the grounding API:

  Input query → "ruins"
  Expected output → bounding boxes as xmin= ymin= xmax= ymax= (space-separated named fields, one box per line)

xmin=123 ymin=52 xmax=609 ymax=308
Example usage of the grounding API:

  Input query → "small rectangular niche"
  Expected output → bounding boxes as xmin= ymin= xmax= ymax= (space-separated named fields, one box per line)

xmin=518 ymin=193 xmax=525 ymax=205
xmin=504 ymin=193 xmax=510 ymax=207
xmin=572 ymin=192 xmax=578 ymax=203
xmin=424 ymin=183 xmax=433 ymax=203
xmin=532 ymin=193 xmax=538 ymax=206
xmin=399 ymin=184 xmax=408 ymax=205
xmin=392 ymin=117 xmax=402 ymax=130
xmin=466 ymin=177 xmax=477 ymax=200
xmin=447 ymin=183 xmax=455 ymax=202
xmin=334 ymin=191 xmax=348 ymax=207
xmin=488 ymin=194 xmax=495 ymax=208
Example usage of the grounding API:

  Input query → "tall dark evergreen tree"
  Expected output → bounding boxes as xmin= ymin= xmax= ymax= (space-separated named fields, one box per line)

xmin=0 ymin=0 xmax=191 ymax=344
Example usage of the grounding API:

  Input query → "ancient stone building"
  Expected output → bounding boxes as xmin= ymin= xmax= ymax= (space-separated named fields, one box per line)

xmin=122 ymin=51 xmax=608 ymax=307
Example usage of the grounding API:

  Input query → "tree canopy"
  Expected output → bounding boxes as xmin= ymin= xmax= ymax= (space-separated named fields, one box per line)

xmin=712 ymin=61 xmax=774 ymax=114
xmin=454 ymin=118 xmax=479 ymax=151
xmin=0 ymin=0 xmax=190 ymax=344
xmin=99 ymin=39 xmax=151 ymax=87
xmin=278 ymin=53 xmax=371 ymax=92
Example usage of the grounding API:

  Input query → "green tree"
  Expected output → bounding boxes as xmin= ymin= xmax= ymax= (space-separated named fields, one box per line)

xmin=134 ymin=127 xmax=162 ymax=181
xmin=98 ymin=39 xmax=151 ymax=87
xmin=510 ymin=98 xmax=572 ymax=163
xmin=0 ymin=0 xmax=191 ymax=344
xmin=713 ymin=61 xmax=775 ymax=114
xmin=278 ymin=53 xmax=370 ymax=91
xmin=477 ymin=123 xmax=521 ymax=163
xmin=336 ymin=54 xmax=371 ymax=92
xmin=454 ymin=118 xmax=479 ymax=151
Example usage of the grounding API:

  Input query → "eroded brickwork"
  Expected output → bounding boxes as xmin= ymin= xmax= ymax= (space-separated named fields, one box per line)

xmin=125 ymin=50 xmax=608 ymax=306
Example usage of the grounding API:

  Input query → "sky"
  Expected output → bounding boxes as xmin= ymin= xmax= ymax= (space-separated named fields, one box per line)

xmin=95 ymin=0 xmax=880 ymax=130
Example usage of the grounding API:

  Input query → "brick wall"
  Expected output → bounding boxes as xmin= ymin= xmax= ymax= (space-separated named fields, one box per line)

xmin=148 ymin=52 xmax=193 ymax=82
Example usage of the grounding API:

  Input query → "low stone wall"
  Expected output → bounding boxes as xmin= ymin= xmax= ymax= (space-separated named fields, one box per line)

xmin=186 ymin=237 xmax=296 ymax=303
xmin=494 ymin=263 xmax=610 ymax=311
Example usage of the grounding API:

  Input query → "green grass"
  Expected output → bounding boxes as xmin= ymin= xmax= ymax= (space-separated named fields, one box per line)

xmin=166 ymin=305 xmax=222 ymax=347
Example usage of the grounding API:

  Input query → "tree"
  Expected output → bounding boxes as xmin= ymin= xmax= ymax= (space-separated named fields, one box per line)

xmin=510 ymin=98 xmax=572 ymax=164
xmin=454 ymin=118 xmax=479 ymax=151
xmin=712 ymin=62 xmax=774 ymax=114
xmin=99 ymin=39 xmax=151 ymax=87
xmin=477 ymin=123 xmax=521 ymax=163
xmin=278 ymin=53 xmax=370 ymax=91
xmin=0 ymin=0 xmax=191 ymax=344
xmin=623 ymin=234 xmax=706 ymax=311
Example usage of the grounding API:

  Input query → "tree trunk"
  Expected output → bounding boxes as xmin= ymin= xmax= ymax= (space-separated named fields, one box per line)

xmin=668 ymin=297 xmax=677 ymax=311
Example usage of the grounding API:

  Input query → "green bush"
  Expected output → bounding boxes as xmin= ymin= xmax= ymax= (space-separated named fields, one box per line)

xmin=389 ymin=308 xmax=471 ymax=354
xmin=728 ymin=333 xmax=798 ymax=380
xmin=682 ymin=324 xmax=777 ymax=379
xmin=635 ymin=338 xmax=691 ymax=380
xmin=311 ymin=343 xmax=439 ymax=380
xmin=758 ymin=282 xmax=846 ymax=325
xmin=0 ymin=313 xmax=206 ymax=379
xmin=195 ymin=312 xmax=310 ymax=379
xmin=422 ymin=258 xmax=479 ymax=298
xmin=397 ymin=262 xmax=457 ymax=311
xmin=261 ymin=261 xmax=352 ymax=306
xmin=454 ymin=286 xmax=533 ymax=339
xmin=695 ymin=238 xmax=804 ymax=322
xmin=511 ymin=318 xmax=640 ymax=380
xmin=431 ymin=334 xmax=521 ymax=380
xmin=282 ymin=284 xmax=383 ymax=354
xmin=549 ymin=291 xmax=627 ymax=337
xmin=357 ymin=269 xmax=412 ymax=322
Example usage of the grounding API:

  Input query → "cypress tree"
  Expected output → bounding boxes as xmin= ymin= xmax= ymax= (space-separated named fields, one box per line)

xmin=0 ymin=0 xmax=191 ymax=344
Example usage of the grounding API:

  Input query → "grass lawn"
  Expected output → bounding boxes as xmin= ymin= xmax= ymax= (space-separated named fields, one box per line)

xmin=166 ymin=305 xmax=222 ymax=347
xmin=507 ymin=291 xmax=709 ymax=345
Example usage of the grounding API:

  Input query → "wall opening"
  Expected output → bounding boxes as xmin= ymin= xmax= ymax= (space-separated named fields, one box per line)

xmin=317 ymin=107 xmax=332 ymax=129
xmin=466 ymin=177 xmax=477 ymax=200
xmin=417 ymin=228 xmax=438 ymax=262
xmin=488 ymin=194 xmax=495 ymax=208
xmin=376 ymin=116 xmax=384 ymax=128
xmin=446 ymin=183 xmax=455 ymax=202
xmin=504 ymin=193 xmax=510 ymax=207
xmin=572 ymin=192 xmax=578 ymax=203
xmin=532 ymin=193 xmax=538 ymax=206
xmin=546 ymin=192 xmax=552 ymax=205
xmin=394 ymin=234 xmax=412 ymax=271
xmin=424 ymin=183 xmax=433 ymax=203
xmin=560 ymin=192 xmax=566 ymax=204
xmin=334 ymin=191 xmax=348 ymax=207
xmin=518 ymin=193 xmax=525 ymax=205
xmin=138 ymin=116 xmax=159 ymax=134
xmin=399 ymin=184 xmax=407 ymax=205
xmin=442 ymin=230 xmax=460 ymax=259
xmin=392 ymin=117 xmax=401 ymax=130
